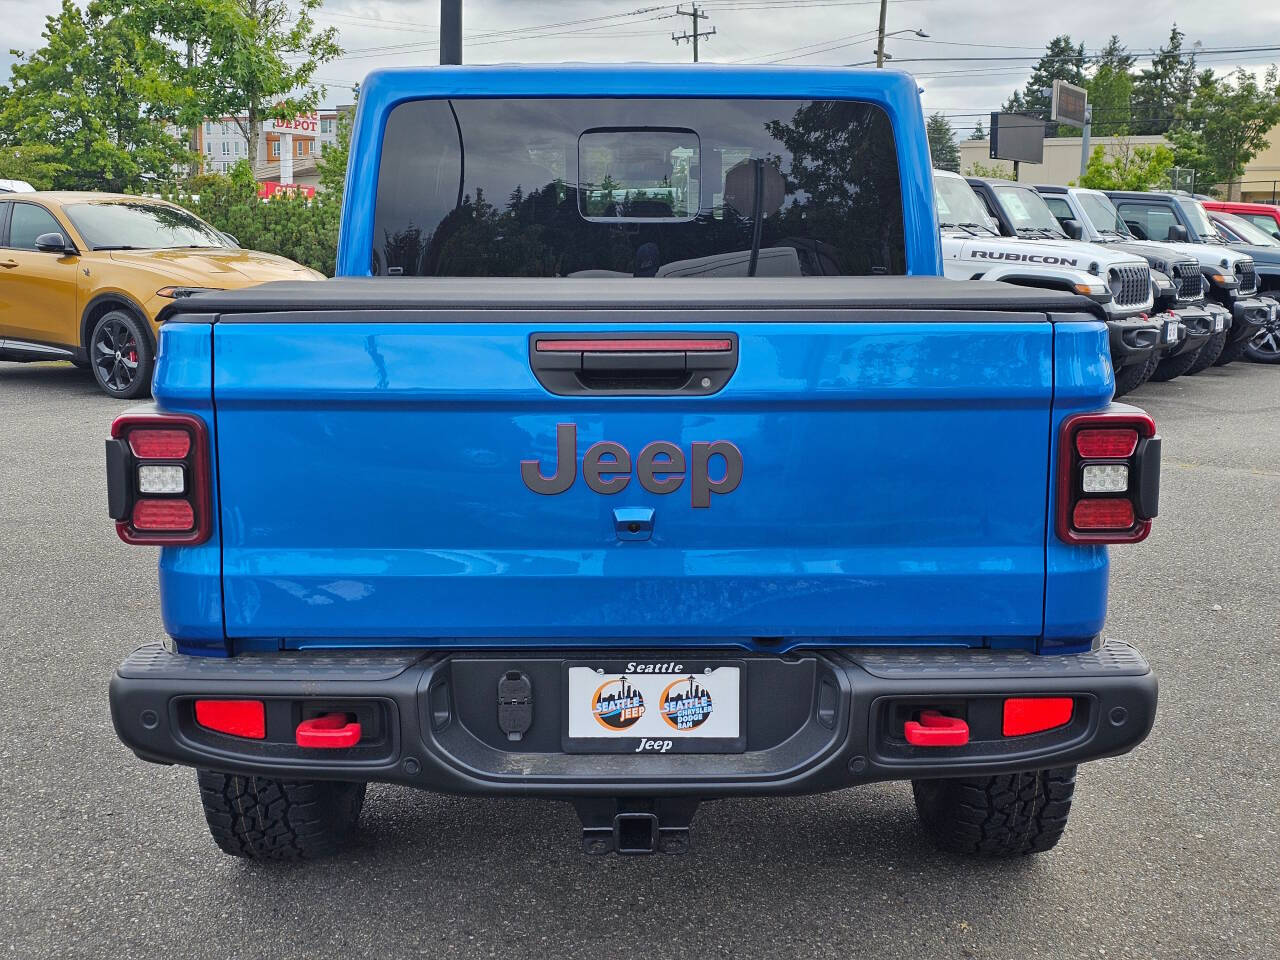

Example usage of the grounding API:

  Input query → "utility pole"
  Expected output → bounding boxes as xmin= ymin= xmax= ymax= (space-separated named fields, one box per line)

xmin=875 ymin=0 xmax=888 ymax=67
xmin=441 ymin=0 xmax=462 ymax=65
xmin=672 ymin=4 xmax=715 ymax=63
xmin=1079 ymin=103 xmax=1092 ymax=179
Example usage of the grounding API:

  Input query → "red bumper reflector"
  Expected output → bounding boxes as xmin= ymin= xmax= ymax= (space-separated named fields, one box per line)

xmin=903 ymin=710 xmax=970 ymax=747
xmin=1003 ymin=697 xmax=1074 ymax=737
xmin=296 ymin=713 xmax=363 ymax=748
xmin=1072 ymin=498 xmax=1135 ymax=530
xmin=127 ymin=428 xmax=192 ymax=459
xmin=195 ymin=699 xmax=265 ymax=739
xmin=132 ymin=498 xmax=195 ymax=531
xmin=536 ymin=338 xmax=732 ymax=352
xmin=1075 ymin=428 xmax=1139 ymax=459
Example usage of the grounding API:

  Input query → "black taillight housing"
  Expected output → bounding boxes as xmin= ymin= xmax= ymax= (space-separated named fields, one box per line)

xmin=1056 ymin=408 xmax=1160 ymax=545
xmin=106 ymin=412 xmax=211 ymax=545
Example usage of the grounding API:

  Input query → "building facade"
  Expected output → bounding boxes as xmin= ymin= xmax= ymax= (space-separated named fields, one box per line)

xmin=194 ymin=109 xmax=351 ymax=184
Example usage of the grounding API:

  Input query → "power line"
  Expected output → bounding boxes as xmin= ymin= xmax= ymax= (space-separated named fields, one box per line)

xmin=671 ymin=4 xmax=716 ymax=62
xmin=730 ymin=28 xmax=879 ymax=63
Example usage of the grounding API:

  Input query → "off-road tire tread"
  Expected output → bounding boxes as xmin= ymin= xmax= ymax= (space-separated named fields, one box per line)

xmin=1149 ymin=346 xmax=1202 ymax=381
xmin=1185 ymin=330 xmax=1227 ymax=374
xmin=1212 ymin=336 xmax=1249 ymax=366
xmin=912 ymin=765 xmax=1077 ymax=858
xmin=1112 ymin=358 xmax=1150 ymax=397
xmin=196 ymin=769 xmax=366 ymax=861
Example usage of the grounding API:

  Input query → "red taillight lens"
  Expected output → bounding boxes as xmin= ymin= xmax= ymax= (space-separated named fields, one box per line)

xmin=1075 ymin=428 xmax=1138 ymax=459
xmin=195 ymin=700 xmax=266 ymax=739
xmin=109 ymin=412 xmax=211 ymax=546
xmin=132 ymin=498 xmax=195 ymax=531
xmin=127 ymin=428 xmax=191 ymax=459
xmin=1072 ymin=498 xmax=1135 ymax=530
xmin=1002 ymin=697 xmax=1074 ymax=736
xmin=1057 ymin=409 xmax=1159 ymax=545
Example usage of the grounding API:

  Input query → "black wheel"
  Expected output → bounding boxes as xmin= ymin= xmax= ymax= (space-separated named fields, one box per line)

xmin=196 ymin=769 xmax=367 ymax=861
xmin=1245 ymin=312 xmax=1280 ymax=364
xmin=1212 ymin=335 xmax=1250 ymax=367
xmin=1185 ymin=329 xmax=1227 ymax=375
xmin=89 ymin=308 xmax=153 ymax=399
xmin=1112 ymin=357 xmax=1151 ymax=397
xmin=912 ymin=766 xmax=1077 ymax=857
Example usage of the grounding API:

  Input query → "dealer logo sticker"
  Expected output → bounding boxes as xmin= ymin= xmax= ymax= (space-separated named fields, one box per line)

xmin=592 ymin=677 xmax=645 ymax=730
xmin=660 ymin=676 xmax=714 ymax=731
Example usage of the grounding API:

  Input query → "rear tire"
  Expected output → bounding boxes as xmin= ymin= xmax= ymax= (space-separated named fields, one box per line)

xmin=1185 ymin=330 xmax=1227 ymax=374
xmin=912 ymin=765 xmax=1077 ymax=857
xmin=196 ymin=769 xmax=367 ymax=861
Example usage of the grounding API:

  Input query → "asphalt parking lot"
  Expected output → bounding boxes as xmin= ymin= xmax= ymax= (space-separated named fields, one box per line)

xmin=2 ymin=359 xmax=1278 ymax=960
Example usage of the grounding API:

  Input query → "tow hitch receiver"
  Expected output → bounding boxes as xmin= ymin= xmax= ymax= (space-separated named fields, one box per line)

xmin=903 ymin=710 xmax=970 ymax=747
xmin=574 ymin=798 xmax=700 ymax=855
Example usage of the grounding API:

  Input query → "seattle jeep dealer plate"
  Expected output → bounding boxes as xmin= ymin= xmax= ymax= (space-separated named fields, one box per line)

xmin=564 ymin=661 xmax=744 ymax=753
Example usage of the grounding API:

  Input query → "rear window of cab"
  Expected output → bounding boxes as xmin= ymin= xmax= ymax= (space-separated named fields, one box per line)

xmin=372 ymin=97 xmax=906 ymax=279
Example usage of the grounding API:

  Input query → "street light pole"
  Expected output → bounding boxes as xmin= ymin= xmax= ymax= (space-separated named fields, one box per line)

xmin=441 ymin=0 xmax=462 ymax=65
xmin=875 ymin=0 xmax=889 ymax=68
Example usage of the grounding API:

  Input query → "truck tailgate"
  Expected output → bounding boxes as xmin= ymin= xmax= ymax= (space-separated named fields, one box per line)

xmin=209 ymin=291 xmax=1058 ymax=649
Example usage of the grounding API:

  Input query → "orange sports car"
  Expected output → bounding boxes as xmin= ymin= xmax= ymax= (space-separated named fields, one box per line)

xmin=0 ymin=192 xmax=324 ymax=397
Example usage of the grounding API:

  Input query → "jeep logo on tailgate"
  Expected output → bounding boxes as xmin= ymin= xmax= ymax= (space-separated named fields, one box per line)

xmin=521 ymin=423 xmax=742 ymax=507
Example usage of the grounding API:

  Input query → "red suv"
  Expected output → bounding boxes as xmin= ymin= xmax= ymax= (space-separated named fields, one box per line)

xmin=1200 ymin=200 xmax=1280 ymax=240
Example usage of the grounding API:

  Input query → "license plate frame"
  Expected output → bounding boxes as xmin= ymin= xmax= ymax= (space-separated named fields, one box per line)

xmin=562 ymin=659 xmax=746 ymax=754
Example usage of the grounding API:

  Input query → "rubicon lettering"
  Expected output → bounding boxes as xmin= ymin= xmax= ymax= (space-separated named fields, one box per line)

xmin=520 ymin=423 xmax=743 ymax=507
xmin=971 ymin=250 xmax=1079 ymax=266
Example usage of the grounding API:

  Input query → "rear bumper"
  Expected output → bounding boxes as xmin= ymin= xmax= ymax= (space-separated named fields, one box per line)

xmin=110 ymin=641 xmax=1157 ymax=796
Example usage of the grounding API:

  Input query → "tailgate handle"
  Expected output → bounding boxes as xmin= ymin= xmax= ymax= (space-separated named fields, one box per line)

xmin=530 ymin=334 xmax=738 ymax=396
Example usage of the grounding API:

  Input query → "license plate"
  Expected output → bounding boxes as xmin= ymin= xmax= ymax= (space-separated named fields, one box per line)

xmin=564 ymin=661 xmax=744 ymax=753
xmin=1164 ymin=321 xmax=1179 ymax=344
xmin=1214 ymin=314 xmax=1226 ymax=332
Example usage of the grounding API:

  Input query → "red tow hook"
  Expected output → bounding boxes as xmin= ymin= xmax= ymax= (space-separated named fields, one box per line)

xmin=903 ymin=710 xmax=970 ymax=747
xmin=295 ymin=713 xmax=362 ymax=748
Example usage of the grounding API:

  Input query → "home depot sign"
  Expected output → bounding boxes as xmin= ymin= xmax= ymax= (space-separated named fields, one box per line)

xmin=257 ymin=181 xmax=317 ymax=200
xmin=271 ymin=112 xmax=320 ymax=133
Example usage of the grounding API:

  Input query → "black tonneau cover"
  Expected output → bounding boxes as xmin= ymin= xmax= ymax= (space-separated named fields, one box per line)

xmin=163 ymin=277 xmax=1106 ymax=323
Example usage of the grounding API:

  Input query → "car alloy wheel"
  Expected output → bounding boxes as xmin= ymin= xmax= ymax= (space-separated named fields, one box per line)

xmin=1247 ymin=310 xmax=1280 ymax=363
xmin=93 ymin=314 xmax=141 ymax=394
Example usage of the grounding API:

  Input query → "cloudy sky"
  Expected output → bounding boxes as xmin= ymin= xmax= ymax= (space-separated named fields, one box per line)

xmin=3 ymin=0 xmax=1279 ymax=135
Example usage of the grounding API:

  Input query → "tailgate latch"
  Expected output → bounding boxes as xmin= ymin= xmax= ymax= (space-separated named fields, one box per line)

xmin=497 ymin=671 xmax=534 ymax=742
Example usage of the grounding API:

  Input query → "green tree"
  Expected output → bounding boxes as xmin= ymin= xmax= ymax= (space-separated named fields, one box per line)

xmin=1074 ymin=142 xmax=1174 ymax=190
xmin=926 ymin=113 xmax=961 ymax=172
xmin=965 ymin=159 xmax=1014 ymax=178
xmin=125 ymin=0 xmax=341 ymax=169
xmin=1167 ymin=67 xmax=1280 ymax=196
xmin=1132 ymin=25 xmax=1198 ymax=135
xmin=0 ymin=0 xmax=189 ymax=190
xmin=1087 ymin=36 xmax=1136 ymax=137
xmin=0 ymin=145 xmax=68 ymax=189
xmin=1004 ymin=35 xmax=1086 ymax=135
xmin=968 ymin=119 xmax=986 ymax=141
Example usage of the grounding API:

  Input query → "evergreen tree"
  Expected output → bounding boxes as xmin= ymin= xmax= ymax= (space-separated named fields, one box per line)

xmin=926 ymin=113 xmax=961 ymax=172
xmin=1132 ymin=25 xmax=1198 ymax=135
xmin=968 ymin=120 xmax=986 ymax=141
xmin=1003 ymin=35 xmax=1086 ymax=135
xmin=1087 ymin=36 xmax=1136 ymax=137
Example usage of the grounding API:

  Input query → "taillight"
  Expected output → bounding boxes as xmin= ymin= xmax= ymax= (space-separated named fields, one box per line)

xmin=1056 ymin=408 xmax=1160 ymax=545
xmin=106 ymin=412 xmax=211 ymax=545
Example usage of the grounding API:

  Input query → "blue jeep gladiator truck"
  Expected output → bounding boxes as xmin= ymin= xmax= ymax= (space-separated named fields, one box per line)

xmin=107 ymin=66 xmax=1159 ymax=861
